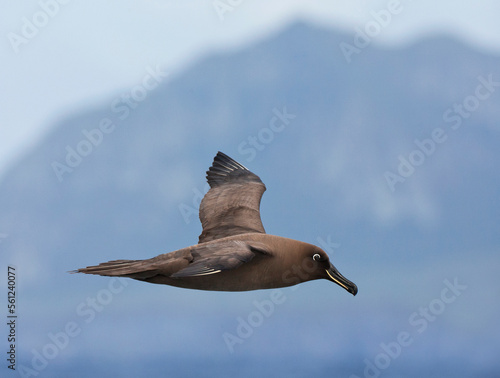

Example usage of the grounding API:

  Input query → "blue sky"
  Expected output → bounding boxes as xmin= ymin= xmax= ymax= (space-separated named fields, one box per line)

xmin=2 ymin=0 xmax=500 ymax=179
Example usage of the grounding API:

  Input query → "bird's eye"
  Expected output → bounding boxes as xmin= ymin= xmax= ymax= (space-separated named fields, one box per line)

xmin=313 ymin=253 xmax=321 ymax=261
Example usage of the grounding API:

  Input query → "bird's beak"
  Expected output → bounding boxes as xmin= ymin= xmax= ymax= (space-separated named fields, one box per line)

xmin=326 ymin=263 xmax=358 ymax=296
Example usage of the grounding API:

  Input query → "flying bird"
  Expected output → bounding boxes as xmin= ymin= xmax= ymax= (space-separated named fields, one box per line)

xmin=73 ymin=152 xmax=357 ymax=295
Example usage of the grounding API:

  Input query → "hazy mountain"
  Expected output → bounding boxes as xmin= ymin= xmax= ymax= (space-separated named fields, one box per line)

xmin=1 ymin=22 xmax=499 ymax=377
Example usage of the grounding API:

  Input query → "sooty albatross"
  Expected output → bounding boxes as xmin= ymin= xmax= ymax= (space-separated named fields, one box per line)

xmin=73 ymin=152 xmax=357 ymax=295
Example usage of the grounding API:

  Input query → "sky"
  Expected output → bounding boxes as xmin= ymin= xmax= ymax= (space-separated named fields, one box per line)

xmin=2 ymin=0 xmax=500 ymax=179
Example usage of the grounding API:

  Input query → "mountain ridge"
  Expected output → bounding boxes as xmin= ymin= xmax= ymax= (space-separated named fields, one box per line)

xmin=1 ymin=21 xmax=499 ymax=280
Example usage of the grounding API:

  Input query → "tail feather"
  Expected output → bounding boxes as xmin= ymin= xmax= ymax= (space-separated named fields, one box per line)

xmin=72 ymin=248 xmax=193 ymax=281
xmin=71 ymin=259 xmax=157 ymax=279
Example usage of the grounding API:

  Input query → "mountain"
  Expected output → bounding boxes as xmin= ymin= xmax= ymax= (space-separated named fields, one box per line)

xmin=1 ymin=22 xmax=499 ymax=377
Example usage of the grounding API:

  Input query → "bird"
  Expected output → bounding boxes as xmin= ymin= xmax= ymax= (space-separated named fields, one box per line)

xmin=73 ymin=152 xmax=357 ymax=295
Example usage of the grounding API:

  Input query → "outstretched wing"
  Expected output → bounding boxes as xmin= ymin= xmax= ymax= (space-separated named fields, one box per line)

xmin=198 ymin=152 xmax=266 ymax=243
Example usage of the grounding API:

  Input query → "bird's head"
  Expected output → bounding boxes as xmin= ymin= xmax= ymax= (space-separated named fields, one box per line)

xmin=282 ymin=245 xmax=358 ymax=296
xmin=312 ymin=248 xmax=357 ymax=296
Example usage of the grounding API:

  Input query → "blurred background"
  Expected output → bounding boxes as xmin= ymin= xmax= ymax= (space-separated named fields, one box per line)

xmin=1 ymin=1 xmax=499 ymax=377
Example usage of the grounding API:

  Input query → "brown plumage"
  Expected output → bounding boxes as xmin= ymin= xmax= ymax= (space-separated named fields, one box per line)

xmin=73 ymin=152 xmax=357 ymax=295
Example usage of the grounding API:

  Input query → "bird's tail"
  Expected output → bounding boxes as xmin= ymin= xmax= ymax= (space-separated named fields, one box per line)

xmin=70 ymin=259 xmax=156 ymax=279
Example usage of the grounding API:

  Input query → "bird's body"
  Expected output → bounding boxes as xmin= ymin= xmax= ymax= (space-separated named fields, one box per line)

xmin=74 ymin=152 xmax=357 ymax=295
xmin=79 ymin=234 xmax=328 ymax=291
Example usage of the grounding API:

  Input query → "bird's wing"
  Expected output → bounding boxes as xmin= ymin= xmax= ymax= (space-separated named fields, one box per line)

xmin=198 ymin=152 xmax=267 ymax=243
xmin=171 ymin=240 xmax=270 ymax=278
